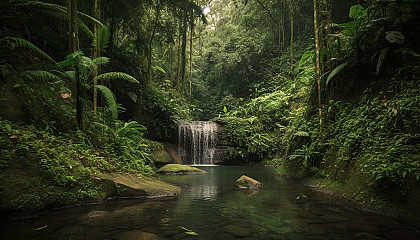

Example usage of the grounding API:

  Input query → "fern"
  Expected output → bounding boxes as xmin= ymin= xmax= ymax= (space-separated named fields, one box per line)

xmin=294 ymin=131 xmax=309 ymax=137
xmin=22 ymin=70 xmax=61 ymax=82
xmin=116 ymin=121 xmax=147 ymax=142
xmin=326 ymin=61 xmax=349 ymax=85
xmin=97 ymin=85 xmax=118 ymax=120
xmin=92 ymin=26 xmax=110 ymax=53
xmin=95 ymin=72 xmax=139 ymax=84
xmin=92 ymin=57 xmax=110 ymax=66
xmin=0 ymin=37 xmax=55 ymax=63
xmin=11 ymin=1 xmax=101 ymax=38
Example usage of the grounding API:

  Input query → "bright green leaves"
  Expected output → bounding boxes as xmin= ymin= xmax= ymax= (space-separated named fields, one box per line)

xmin=338 ymin=4 xmax=368 ymax=36
xmin=298 ymin=49 xmax=315 ymax=68
xmin=349 ymin=5 xmax=367 ymax=20
xmin=152 ymin=65 xmax=166 ymax=74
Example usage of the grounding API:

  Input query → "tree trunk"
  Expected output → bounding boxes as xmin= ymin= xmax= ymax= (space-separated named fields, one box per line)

xmin=313 ymin=0 xmax=323 ymax=126
xmin=69 ymin=0 xmax=83 ymax=130
xmin=176 ymin=32 xmax=181 ymax=90
xmin=93 ymin=0 xmax=100 ymax=117
xmin=147 ymin=1 xmax=160 ymax=83
xmin=290 ymin=11 xmax=294 ymax=77
xmin=180 ymin=19 xmax=187 ymax=96
xmin=69 ymin=0 xmax=78 ymax=53
xmin=189 ymin=24 xmax=193 ymax=101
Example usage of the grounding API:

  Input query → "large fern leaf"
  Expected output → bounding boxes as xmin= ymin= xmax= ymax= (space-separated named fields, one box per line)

xmin=92 ymin=57 xmax=110 ymax=66
xmin=326 ymin=61 xmax=349 ymax=85
xmin=11 ymin=1 xmax=100 ymax=38
xmin=0 ymin=37 xmax=55 ymax=63
xmin=95 ymin=72 xmax=139 ymax=84
xmin=22 ymin=70 xmax=61 ymax=82
xmin=96 ymin=85 xmax=118 ymax=120
xmin=93 ymin=26 xmax=110 ymax=53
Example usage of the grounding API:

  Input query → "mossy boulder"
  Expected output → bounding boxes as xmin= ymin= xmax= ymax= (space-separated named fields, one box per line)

xmin=156 ymin=164 xmax=207 ymax=175
xmin=99 ymin=173 xmax=181 ymax=197
xmin=235 ymin=175 xmax=263 ymax=190
xmin=145 ymin=140 xmax=175 ymax=168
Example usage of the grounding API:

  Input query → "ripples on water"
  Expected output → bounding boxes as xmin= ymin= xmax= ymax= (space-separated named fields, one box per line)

xmin=1 ymin=166 xmax=419 ymax=240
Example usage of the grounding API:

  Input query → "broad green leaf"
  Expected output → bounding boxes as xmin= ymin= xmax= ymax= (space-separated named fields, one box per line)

xmin=326 ymin=62 xmax=349 ymax=86
xmin=349 ymin=5 xmax=366 ymax=19
xmin=152 ymin=65 xmax=166 ymax=74
xmin=298 ymin=49 xmax=315 ymax=67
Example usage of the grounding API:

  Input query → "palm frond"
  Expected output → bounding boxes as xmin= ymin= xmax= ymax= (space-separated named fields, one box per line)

xmin=95 ymin=72 xmax=139 ymax=84
xmin=0 ymin=37 xmax=55 ymax=63
xmin=97 ymin=84 xmax=118 ymax=120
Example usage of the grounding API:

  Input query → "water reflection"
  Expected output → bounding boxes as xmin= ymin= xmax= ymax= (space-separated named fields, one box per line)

xmin=1 ymin=166 xmax=419 ymax=240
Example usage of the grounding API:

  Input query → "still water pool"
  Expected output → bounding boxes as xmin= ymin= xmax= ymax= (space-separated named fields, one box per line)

xmin=1 ymin=166 xmax=419 ymax=240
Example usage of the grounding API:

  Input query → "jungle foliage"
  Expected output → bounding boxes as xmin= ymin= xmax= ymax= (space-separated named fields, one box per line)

xmin=1 ymin=0 xmax=420 ymax=219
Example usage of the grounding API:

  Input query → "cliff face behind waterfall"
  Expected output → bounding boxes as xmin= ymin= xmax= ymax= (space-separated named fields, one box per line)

xmin=177 ymin=121 xmax=228 ymax=165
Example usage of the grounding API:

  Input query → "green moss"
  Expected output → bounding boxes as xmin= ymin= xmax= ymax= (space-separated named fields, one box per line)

xmin=0 ymin=119 xmax=179 ymax=214
xmin=156 ymin=164 xmax=207 ymax=174
xmin=236 ymin=178 xmax=246 ymax=186
xmin=145 ymin=140 xmax=174 ymax=167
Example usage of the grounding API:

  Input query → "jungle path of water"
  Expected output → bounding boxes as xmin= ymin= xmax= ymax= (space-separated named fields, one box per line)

xmin=1 ymin=166 xmax=419 ymax=240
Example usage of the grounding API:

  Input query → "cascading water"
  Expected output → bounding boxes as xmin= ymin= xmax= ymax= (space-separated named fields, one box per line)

xmin=178 ymin=121 xmax=220 ymax=165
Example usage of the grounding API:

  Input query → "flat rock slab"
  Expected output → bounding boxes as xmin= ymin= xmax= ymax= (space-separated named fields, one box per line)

xmin=156 ymin=164 xmax=207 ymax=175
xmin=223 ymin=224 xmax=252 ymax=238
xmin=235 ymin=175 xmax=263 ymax=190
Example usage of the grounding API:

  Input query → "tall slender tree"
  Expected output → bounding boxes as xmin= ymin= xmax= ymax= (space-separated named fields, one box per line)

xmin=313 ymin=0 xmax=322 ymax=125
xmin=68 ymin=0 xmax=84 ymax=130
xmin=93 ymin=0 xmax=100 ymax=116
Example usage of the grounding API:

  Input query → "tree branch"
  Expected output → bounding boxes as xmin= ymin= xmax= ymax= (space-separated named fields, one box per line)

xmin=255 ymin=0 xmax=278 ymax=26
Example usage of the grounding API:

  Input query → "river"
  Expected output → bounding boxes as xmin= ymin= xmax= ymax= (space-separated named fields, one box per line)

xmin=1 ymin=166 xmax=419 ymax=239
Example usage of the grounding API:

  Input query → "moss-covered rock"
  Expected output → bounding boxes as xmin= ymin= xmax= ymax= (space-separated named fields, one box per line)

xmin=145 ymin=140 xmax=175 ymax=168
xmin=156 ymin=164 xmax=207 ymax=175
xmin=99 ymin=173 xmax=181 ymax=197
xmin=235 ymin=175 xmax=264 ymax=190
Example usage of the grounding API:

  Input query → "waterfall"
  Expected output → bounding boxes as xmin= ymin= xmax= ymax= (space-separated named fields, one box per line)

xmin=178 ymin=121 xmax=220 ymax=165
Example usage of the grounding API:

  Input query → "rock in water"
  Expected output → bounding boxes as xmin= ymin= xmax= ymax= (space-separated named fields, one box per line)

xmin=114 ymin=230 xmax=164 ymax=240
xmin=86 ymin=210 xmax=108 ymax=218
xmin=156 ymin=164 xmax=207 ymax=175
xmin=235 ymin=175 xmax=263 ymax=190
xmin=223 ymin=225 xmax=252 ymax=238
